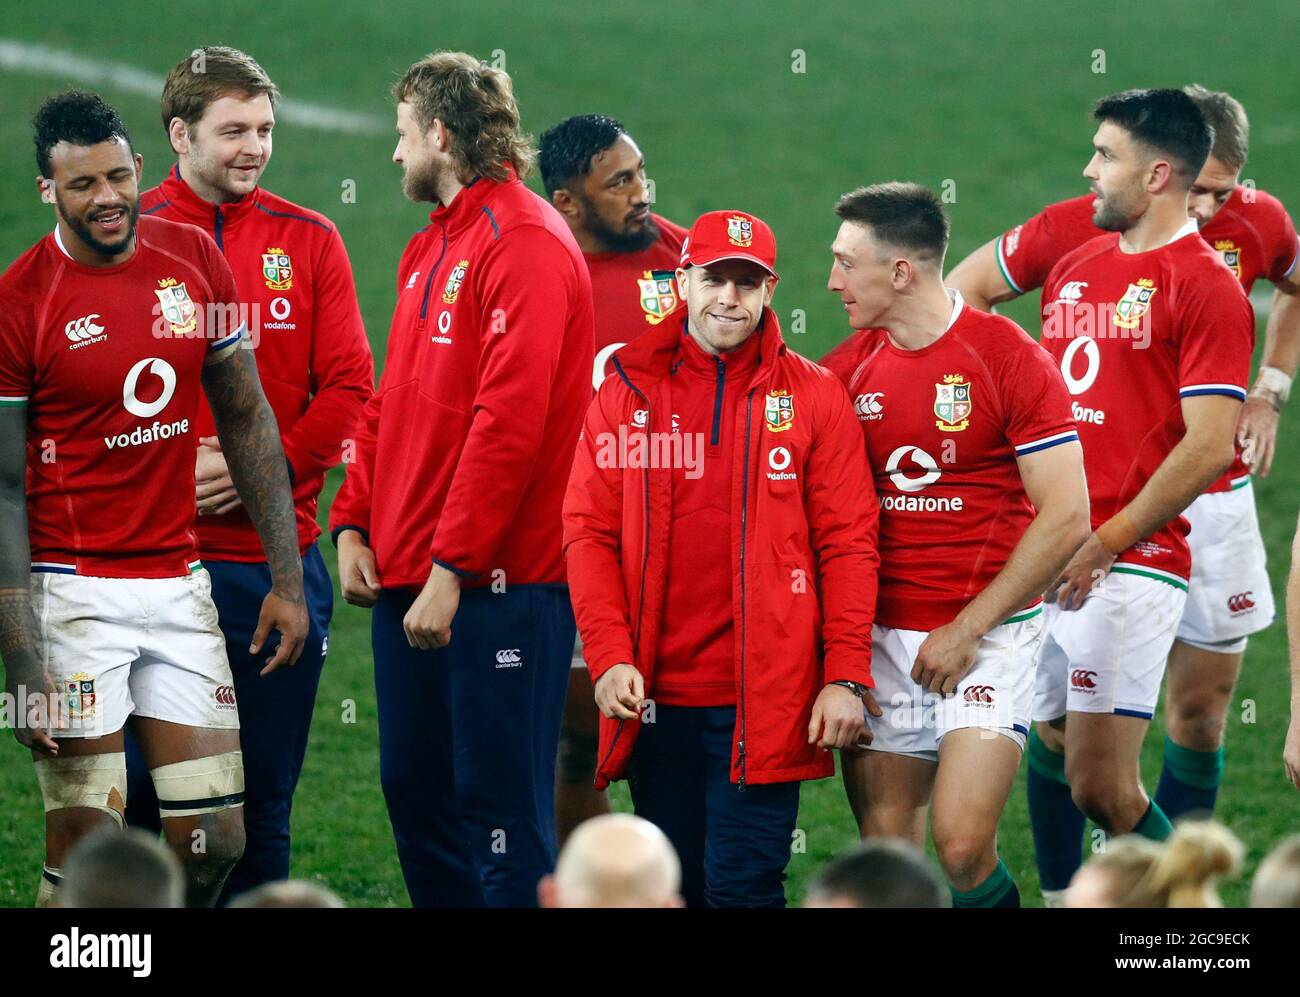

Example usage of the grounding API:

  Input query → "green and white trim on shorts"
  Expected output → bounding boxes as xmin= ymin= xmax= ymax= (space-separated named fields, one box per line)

xmin=1110 ymin=563 xmax=1188 ymax=592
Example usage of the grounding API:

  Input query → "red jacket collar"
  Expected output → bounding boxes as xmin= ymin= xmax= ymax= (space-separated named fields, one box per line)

xmin=154 ymin=163 xmax=262 ymax=231
xmin=428 ymin=165 xmax=519 ymax=237
xmin=613 ymin=304 xmax=786 ymax=391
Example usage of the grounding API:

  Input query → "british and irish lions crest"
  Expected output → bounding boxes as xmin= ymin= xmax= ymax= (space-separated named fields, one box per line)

xmin=637 ymin=269 xmax=679 ymax=325
xmin=1114 ymin=277 xmax=1157 ymax=329
xmin=934 ymin=374 xmax=971 ymax=432
xmin=154 ymin=277 xmax=197 ymax=335
xmin=765 ymin=389 xmax=794 ymax=432
xmin=65 ymin=672 xmax=96 ymax=724
xmin=262 ymin=247 xmax=293 ymax=290
xmin=727 ymin=214 xmax=754 ymax=248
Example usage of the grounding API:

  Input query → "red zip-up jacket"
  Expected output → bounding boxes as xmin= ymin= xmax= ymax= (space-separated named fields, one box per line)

xmin=563 ymin=308 xmax=880 ymax=789
xmin=330 ymin=168 xmax=594 ymax=589
xmin=141 ymin=166 xmax=374 ymax=560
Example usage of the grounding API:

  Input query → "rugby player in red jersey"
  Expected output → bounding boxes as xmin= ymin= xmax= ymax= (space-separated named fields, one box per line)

xmin=948 ymin=86 xmax=1288 ymax=901
xmin=1031 ymin=89 xmax=1253 ymax=900
xmin=821 ymin=183 xmax=1089 ymax=907
xmin=0 ymin=91 xmax=307 ymax=906
xmin=539 ymin=114 xmax=686 ymax=843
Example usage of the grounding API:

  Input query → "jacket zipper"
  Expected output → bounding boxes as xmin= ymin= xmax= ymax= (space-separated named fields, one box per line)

xmin=597 ymin=358 xmax=655 ymax=778
xmin=417 ymin=225 xmax=449 ymax=328
xmin=710 ymin=356 xmax=725 ymax=446
xmin=735 ymin=385 xmax=757 ymax=790
xmin=213 ymin=205 xmax=225 ymax=251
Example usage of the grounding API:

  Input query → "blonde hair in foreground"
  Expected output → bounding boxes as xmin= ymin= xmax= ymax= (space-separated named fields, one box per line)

xmin=1090 ymin=821 xmax=1244 ymax=908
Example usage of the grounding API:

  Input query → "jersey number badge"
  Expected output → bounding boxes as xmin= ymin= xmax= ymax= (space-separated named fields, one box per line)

xmin=934 ymin=375 xmax=971 ymax=432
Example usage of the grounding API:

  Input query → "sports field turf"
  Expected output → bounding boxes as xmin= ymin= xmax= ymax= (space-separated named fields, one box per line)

xmin=2 ymin=0 xmax=1298 ymax=906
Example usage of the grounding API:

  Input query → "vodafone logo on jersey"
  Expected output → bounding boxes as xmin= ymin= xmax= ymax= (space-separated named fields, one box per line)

xmin=123 ymin=358 xmax=177 ymax=418
xmin=104 ymin=358 xmax=190 ymax=451
xmin=766 ymin=446 xmax=797 ymax=482
xmin=880 ymin=445 xmax=963 ymax=512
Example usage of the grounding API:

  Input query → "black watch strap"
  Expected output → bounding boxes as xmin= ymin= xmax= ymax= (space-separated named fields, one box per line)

xmin=830 ymin=680 xmax=868 ymax=699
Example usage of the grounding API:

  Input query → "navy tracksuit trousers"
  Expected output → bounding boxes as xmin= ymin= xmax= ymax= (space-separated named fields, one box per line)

xmin=125 ymin=544 xmax=332 ymax=903
xmin=628 ymin=704 xmax=801 ymax=908
xmin=372 ymin=584 xmax=573 ymax=908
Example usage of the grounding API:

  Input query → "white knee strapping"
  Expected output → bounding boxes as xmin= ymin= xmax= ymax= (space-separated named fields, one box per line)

xmin=34 ymin=753 xmax=127 ymax=828
xmin=151 ymin=751 xmax=244 ymax=819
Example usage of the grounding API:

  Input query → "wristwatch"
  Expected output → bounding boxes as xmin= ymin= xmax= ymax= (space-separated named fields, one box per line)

xmin=830 ymin=680 xmax=869 ymax=699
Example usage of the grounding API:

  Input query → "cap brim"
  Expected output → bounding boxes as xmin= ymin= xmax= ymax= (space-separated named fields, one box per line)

xmin=687 ymin=252 xmax=779 ymax=279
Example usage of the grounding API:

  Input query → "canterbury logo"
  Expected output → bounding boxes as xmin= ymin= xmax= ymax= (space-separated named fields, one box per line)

xmin=963 ymin=685 xmax=995 ymax=704
xmin=214 ymin=685 xmax=236 ymax=706
xmin=1070 ymin=669 xmax=1097 ymax=690
xmin=495 ymin=649 xmax=521 ymax=666
xmin=65 ymin=314 xmax=106 ymax=341
xmin=1227 ymin=592 xmax=1255 ymax=613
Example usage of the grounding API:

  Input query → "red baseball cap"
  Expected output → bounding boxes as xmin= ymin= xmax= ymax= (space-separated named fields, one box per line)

xmin=679 ymin=209 xmax=779 ymax=279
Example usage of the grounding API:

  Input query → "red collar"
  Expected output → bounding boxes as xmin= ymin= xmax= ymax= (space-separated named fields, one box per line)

xmin=154 ymin=164 xmax=262 ymax=232
xmin=427 ymin=166 xmax=518 ymax=237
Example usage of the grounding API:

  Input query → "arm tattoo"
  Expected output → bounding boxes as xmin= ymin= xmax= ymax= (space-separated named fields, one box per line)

xmin=0 ymin=406 xmax=42 ymax=686
xmin=202 ymin=348 xmax=304 ymax=600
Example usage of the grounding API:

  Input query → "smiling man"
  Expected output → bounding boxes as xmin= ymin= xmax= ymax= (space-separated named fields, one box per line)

xmin=564 ymin=209 xmax=880 ymax=907
xmin=126 ymin=47 xmax=373 ymax=902
xmin=0 ymin=90 xmax=306 ymax=907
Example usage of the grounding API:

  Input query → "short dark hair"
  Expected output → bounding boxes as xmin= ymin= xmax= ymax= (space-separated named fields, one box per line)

xmin=1092 ymin=88 xmax=1213 ymax=184
xmin=834 ymin=182 xmax=950 ymax=266
xmin=807 ymin=839 xmax=949 ymax=908
xmin=34 ymin=90 xmax=133 ymax=178
xmin=538 ymin=114 xmax=626 ymax=198
xmin=1183 ymin=84 xmax=1249 ymax=171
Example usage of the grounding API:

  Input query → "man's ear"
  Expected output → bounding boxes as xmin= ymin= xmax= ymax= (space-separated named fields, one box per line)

xmin=892 ymin=257 xmax=914 ymax=290
xmin=1146 ymin=158 xmax=1174 ymax=196
xmin=36 ymin=176 xmax=54 ymax=205
xmin=134 ymin=153 xmax=145 ymax=183
xmin=675 ymin=267 xmax=691 ymax=298
xmin=552 ymin=187 xmax=581 ymax=222
xmin=167 ymin=117 xmax=190 ymax=157
xmin=431 ymin=118 xmax=451 ymax=154
xmin=762 ymin=276 xmax=777 ymax=308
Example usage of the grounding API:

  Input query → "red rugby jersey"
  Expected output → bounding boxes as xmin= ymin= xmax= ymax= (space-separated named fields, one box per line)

xmin=142 ymin=167 xmax=373 ymax=561
xmin=0 ymin=216 xmax=243 ymax=577
xmin=584 ymin=214 xmax=687 ymax=389
xmin=1039 ymin=222 xmax=1254 ymax=584
xmin=821 ymin=293 xmax=1078 ymax=631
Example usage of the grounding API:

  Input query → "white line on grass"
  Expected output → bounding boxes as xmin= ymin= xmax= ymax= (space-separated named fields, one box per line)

xmin=0 ymin=39 xmax=386 ymax=135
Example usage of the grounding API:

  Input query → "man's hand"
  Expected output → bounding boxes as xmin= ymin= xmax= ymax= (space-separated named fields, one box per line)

xmin=338 ymin=530 xmax=381 ymax=607
xmin=403 ymin=563 xmax=461 ymax=651
xmin=5 ymin=667 xmax=59 ymax=755
xmin=195 ymin=436 xmax=242 ymax=516
xmin=809 ymin=683 xmax=872 ymax=750
xmin=251 ymin=590 xmax=308 ymax=676
xmin=1285 ymin=715 xmax=1300 ymax=790
xmin=594 ymin=663 xmax=644 ymax=720
xmin=1046 ymin=533 xmax=1115 ymax=611
xmin=912 ymin=619 xmax=981 ymax=696
xmin=1238 ymin=398 xmax=1279 ymax=479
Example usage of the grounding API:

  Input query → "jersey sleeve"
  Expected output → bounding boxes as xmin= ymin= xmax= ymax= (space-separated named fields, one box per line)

xmin=1176 ymin=272 xmax=1253 ymax=402
xmin=997 ymin=197 xmax=1095 ymax=296
xmin=817 ymin=333 xmax=865 ymax=390
xmin=0 ymin=293 xmax=35 ymax=404
xmin=198 ymin=233 xmax=246 ymax=356
xmin=1265 ymin=200 xmax=1300 ymax=283
xmin=997 ymin=329 xmax=1079 ymax=456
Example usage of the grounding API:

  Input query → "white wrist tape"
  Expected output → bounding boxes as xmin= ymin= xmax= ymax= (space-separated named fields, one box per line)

xmin=1253 ymin=366 xmax=1293 ymax=404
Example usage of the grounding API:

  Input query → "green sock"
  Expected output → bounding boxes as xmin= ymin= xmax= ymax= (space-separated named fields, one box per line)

xmin=1133 ymin=800 xmax=1173 ymax=841
xmin=1027 ymin=727 xmax=1069 ymax=784
xmin=951 ymin=859 xmax=1017 ymax=908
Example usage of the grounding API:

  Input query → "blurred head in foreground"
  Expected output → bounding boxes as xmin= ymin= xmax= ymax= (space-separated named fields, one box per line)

xmin=804 ymin=838 xmax=949 ymax=908
xmin=539 ymin=813 xmax=683 ymax=908
xmin=1251 ymin=834 xmax=1300 ymax=908
xmin=61 ymin=828 xmax=184 ymax=908
xmin=1066 ymin=820 xmax=1243 ymax=908
xmin=228 ymin=880 xmax=346 ymax=908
